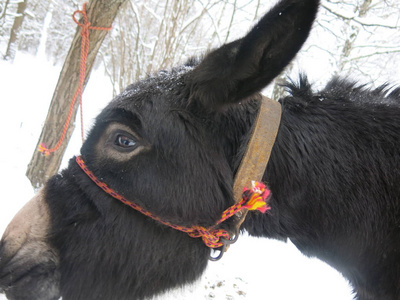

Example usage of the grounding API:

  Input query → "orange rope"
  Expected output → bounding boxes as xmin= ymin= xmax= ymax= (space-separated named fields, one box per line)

xmin=76 ymin=156 xmax=271 ymax=249
xmin=39 ymin=2 xmax=111 ymax=156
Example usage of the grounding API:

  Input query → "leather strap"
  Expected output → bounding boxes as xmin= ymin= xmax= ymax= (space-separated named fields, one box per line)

xmin=233 ymin=95 xmax=282 ymax=228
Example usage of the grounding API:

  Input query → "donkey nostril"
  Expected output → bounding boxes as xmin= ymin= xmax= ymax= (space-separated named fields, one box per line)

xmin=0 ymin=240 xmax=15 ymax=272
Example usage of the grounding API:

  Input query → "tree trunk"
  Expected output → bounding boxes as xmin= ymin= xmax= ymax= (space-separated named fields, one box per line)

xmin=4 ymin=0 xmax=27 ymax=60
xmin=336 ymin=0 xmax=372 ymax=73
xmin=26 ymin=0 xmax=126 ymax=189
xmin=0 ymin=0 xmax=11 ymax=21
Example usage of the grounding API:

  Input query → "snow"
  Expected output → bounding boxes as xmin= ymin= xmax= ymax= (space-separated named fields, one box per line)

xmin=156 ymin=236 xmax=354 ymax=300
xmin=0 ymin=53 xmax=354 ymax=299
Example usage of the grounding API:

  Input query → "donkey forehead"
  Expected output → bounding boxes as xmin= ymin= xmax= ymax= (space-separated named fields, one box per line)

xmin=112 ymin=65 xmax=194 ymax=110
xmin=103 ymin=68 xmax=216 ymax=136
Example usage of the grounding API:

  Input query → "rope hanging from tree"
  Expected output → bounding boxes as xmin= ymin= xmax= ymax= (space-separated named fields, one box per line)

xmin=39 ymin=3 xmax=112 ymax=156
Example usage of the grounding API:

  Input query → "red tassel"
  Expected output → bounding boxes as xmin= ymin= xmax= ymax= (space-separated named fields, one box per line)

xmin=243 ymin=181 xmax=271 ymax=213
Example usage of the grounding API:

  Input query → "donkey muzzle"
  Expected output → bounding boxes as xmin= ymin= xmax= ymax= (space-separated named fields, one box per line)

xmin=0 ymin=188 xmax=60 ymax=300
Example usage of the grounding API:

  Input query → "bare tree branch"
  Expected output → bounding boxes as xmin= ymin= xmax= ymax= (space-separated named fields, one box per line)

xmin=348 ymin=49 xmax=400 ymax=61
xmin=321 ymin=3 xmax=399 ymax=29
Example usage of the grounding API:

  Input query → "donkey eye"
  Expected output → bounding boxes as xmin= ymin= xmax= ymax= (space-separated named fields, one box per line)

xmin=115 ymin=135 xmax=136 ymax=148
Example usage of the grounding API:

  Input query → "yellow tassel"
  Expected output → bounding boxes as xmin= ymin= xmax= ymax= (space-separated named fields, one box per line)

xmin=246 ymin=195 xmax=268 ymax=211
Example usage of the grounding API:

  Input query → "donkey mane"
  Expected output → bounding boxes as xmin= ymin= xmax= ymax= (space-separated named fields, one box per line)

xmin=284 ymin=75 xmax=400 ymax=105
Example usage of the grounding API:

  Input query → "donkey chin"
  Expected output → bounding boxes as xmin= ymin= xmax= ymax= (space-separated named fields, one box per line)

xmin=0 ymin=188 xmax=61 ymax=300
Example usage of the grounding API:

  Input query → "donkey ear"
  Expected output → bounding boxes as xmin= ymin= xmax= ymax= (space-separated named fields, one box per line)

xmin=189 ymin=0 xmax=319 ymax=109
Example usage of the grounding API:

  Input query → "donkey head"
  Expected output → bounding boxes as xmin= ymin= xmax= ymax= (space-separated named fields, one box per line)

xmin=0 ymin=1 xmax=319 ymax=299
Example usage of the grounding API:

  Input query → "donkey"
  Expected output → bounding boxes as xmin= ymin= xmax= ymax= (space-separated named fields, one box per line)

xmin=1 ymin=0 xmax=399 ymax=299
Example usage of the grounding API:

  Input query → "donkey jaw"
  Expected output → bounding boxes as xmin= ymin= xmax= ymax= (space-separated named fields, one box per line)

xmin=0 ymin=188 xmax=61 ymax=300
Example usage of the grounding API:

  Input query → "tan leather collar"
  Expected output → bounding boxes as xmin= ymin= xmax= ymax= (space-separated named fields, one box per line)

xmin=233 ymin=95 xmax=282 ymax=228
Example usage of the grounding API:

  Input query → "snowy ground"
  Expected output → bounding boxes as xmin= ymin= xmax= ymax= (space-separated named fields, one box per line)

xmin=0 ymin=54 xmax=354 ymax=299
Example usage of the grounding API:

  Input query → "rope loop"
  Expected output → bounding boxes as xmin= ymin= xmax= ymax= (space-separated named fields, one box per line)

xmin=186 ymin=226 xmax=230 ymax=248
xmin=39 ymin=3 xmax=111 ymax=156
xmin=72 ymin=3 xmax=113 ymax=32
xmin=72 ymin=7 xmax=89 ymax=29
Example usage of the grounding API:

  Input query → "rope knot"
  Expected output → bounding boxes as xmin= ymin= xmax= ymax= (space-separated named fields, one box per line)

xmin=189 ymin=226 xmax=230 ymax=248
xmin=72 ymin=3 xmax=112 ymax=32
xmin=38 ymin=143 xmax=51 ymax=156
xmin=79 ymin=21 xmax=92 ymax=33
xmin=72 ymin=4 xmax=90 ymax=30
xmin=72 ymin=9 xmax=87 ymax=28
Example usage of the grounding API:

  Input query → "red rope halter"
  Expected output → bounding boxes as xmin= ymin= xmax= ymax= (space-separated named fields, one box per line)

xmin=76 ymin=156 xmax=271 ymax=249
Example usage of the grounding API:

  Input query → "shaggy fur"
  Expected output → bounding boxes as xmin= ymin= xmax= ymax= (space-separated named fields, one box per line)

xmin=1 ymin=0 xmax=399 ymax=299
xmin=245 ymin=76 xmax=400 ymax=299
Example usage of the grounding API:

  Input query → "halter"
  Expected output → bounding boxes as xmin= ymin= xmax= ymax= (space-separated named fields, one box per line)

xmin=76 ymin=157 xmax=269 ymax=249
xmin=76 ymin=95 xmax=281 ymax=260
